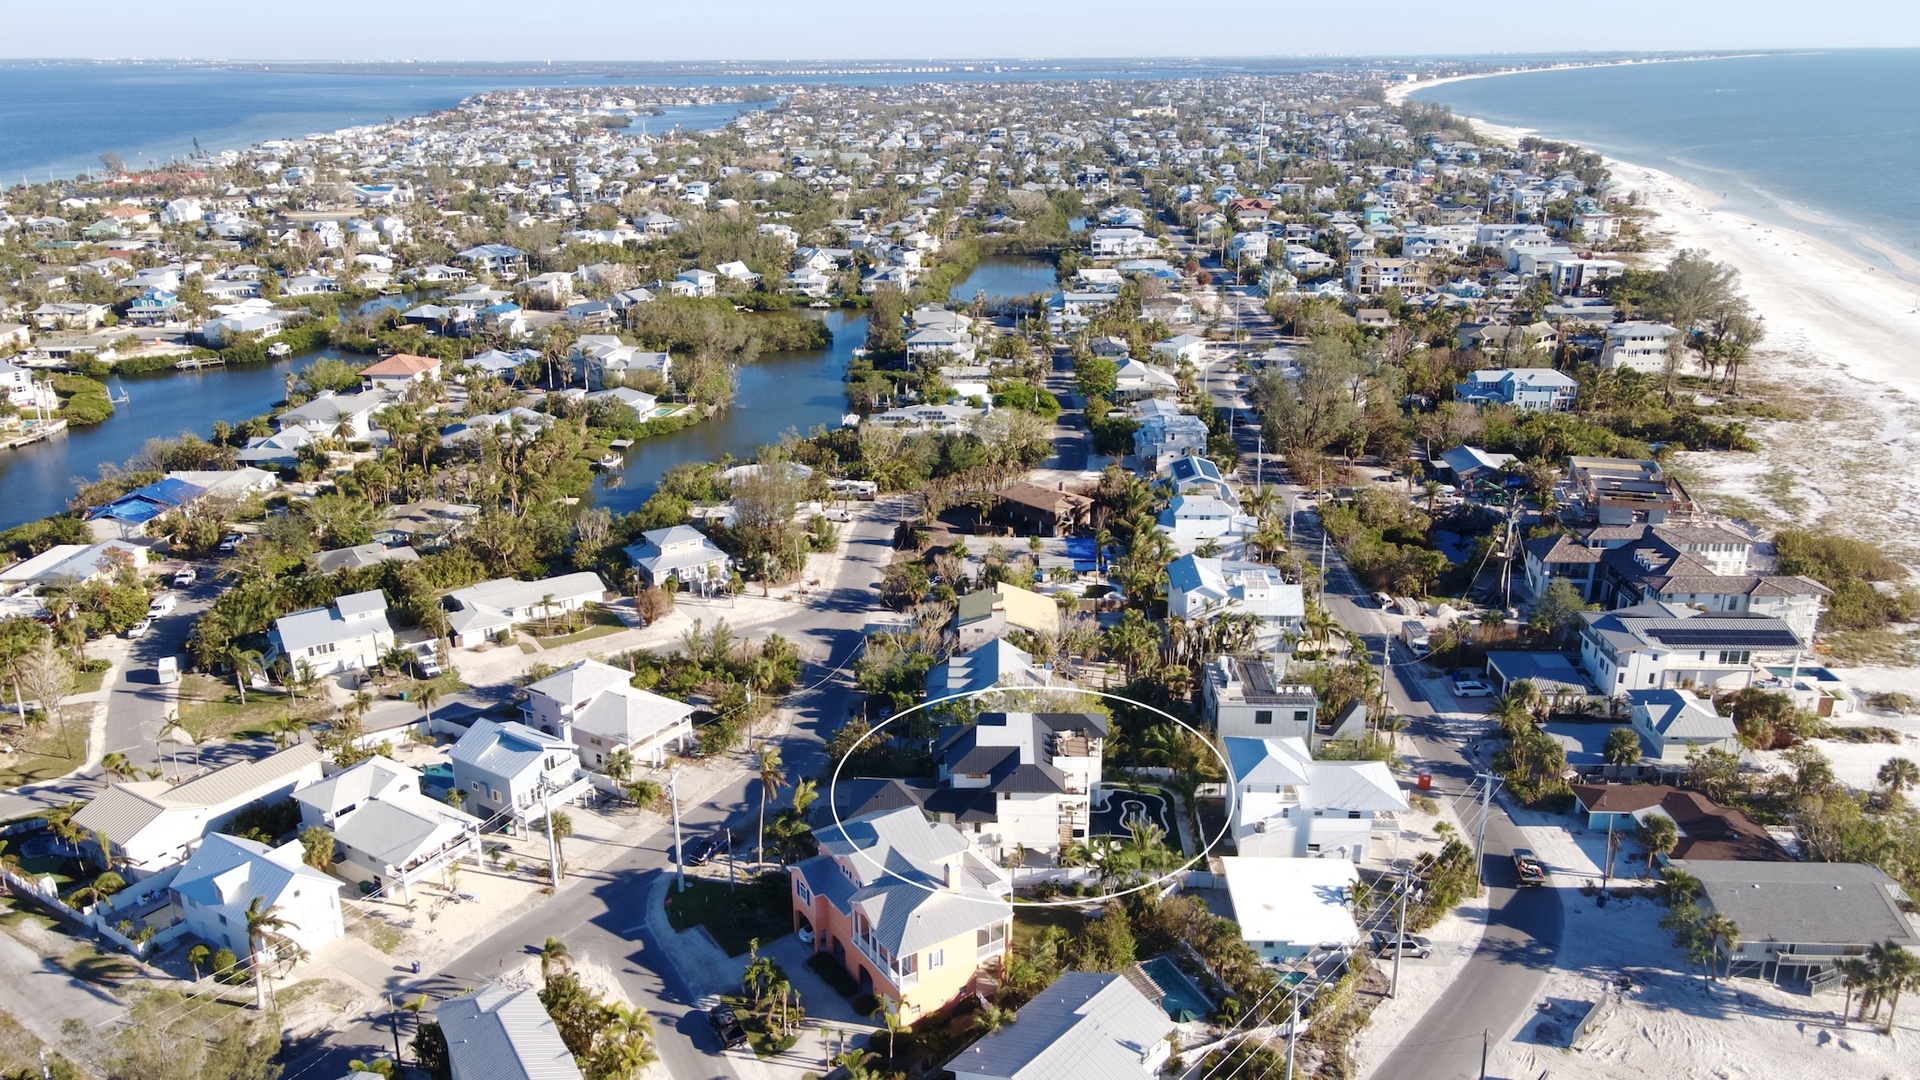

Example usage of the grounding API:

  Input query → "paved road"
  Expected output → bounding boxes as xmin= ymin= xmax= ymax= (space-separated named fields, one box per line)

xmin=278 ymin=501 xmax=904 ymax=1079
xmin=1212 ymin=269 xmax=1567 ymax=1079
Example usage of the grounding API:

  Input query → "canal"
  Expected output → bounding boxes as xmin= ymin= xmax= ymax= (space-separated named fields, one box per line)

xmin=947 ymin=256 xmax=1058 ymax=305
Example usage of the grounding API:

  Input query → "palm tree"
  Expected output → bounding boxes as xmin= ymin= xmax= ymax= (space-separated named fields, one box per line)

xmin=100 ymin=752 xmax=144 ymax=786
xmin=244 ymin=896 xmax=298 ymax=1010
xmin=1869 ymin=940 xmax=1920 ymax=1033
xmin=227 ymin=645 xmax=265 ymax=705
xmin=757 ymin=747 xmax=786 ymax=868
xmin=604 ymin=747 xmax=635 ymax=784
xmin=873 ymin=999 xmax=903 ymax=1061
xmin=1838 ymin=955 xmax=1875 ymax=1025
xmin=1638 ymin=814 xmax=1679 ymax=873
xmin=416 ymin=683 xmax=442 ymax=730
xmin=1876 ymin=757 xmax=1920 ymax=800
xmin=1603 ymin=727 xmax=1642 ymax=768
xmin=1699 ymin=912 xmax=1739 ymax=981
xmin=972 ymin=1002 xmax=1015 ymax=1034
xmin=187 ymin=943 xmax=211 ymax=981
xmin=540 ymin=936 xmax=572 ymax=980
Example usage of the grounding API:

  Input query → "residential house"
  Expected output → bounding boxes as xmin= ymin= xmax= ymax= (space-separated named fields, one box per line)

xmin=376 ymin=501 xmax=479 ymax=548
xmin=1599 ymin=322 xmax=1679 ymax=374
xmin=70 ymin=743 xmax=325 ymax=873
xmin=448 ymin=719 xmax=591 ymax=826
xmin=1347 ymin=257 xmax=1409 ymax=298
xmin=1454 ymin=367 xmax=1577 ymax=412
xmin=1568 ymin=457 xmax=1696 ymax=525
xmin=1131 ymin=400 xmax=1209 ymax=467
xmin=1161 ymin=455 xmax=1238 ymax=508
xmin=269 ymin=590 xmax=396 ymax=678
xmin=444 ymin=572 xmax=607 ymax=647
xmin=1583 ymin=522 xmax=1828 ymax=642
xmin=84 ymin=476 xmax=207 ymax=538
xmin=1157 ymin=494 xmax=1246 ymax=546
xmin=1434 ymin=445 xmax=1517 ymax=490
xmin=1089 ymin=228 xmax=1155 ymax=258
xmin=622 ymin=524 xmax=732 ymax=590
xmin=945 ymin=972 xmax=1173 ymax=1080
xmin=310 ymin=542 xmax=420 ymax=576
xmin=1624 ymin=689 xmax=1740 ymax=762
xmin=989 ymin=482 xmax=1093 ymax=537
xmin=1167 ymin=556 xmax=1304 ymax=635
xmin=576 ymin=334 xmax=671 ymax=390
xmin=672 ymin=269 xmax=717 ymax=297
xmin=1219 ymin=856 xmax=1361 ymax=963
xmin=926 ymin=639 xmax=1056 ymax=700
xmin=1225 ymin=736 xmax=1408 ymax=861
xmin=1150 ymin=334 xmax=1208 ymax=366
xmin=168 ymin=833 xmax=344 ymax=959
xmin=1569 ymin=784 xmax=1787 ymax=861
xmin=274 ymin=391 xmax=387 ymax=442
xmin=790 ymin=806 xmax=1013 ymax=1022
xmin=29 ymin=302 xmax=107 ymax=330
xmin=932 ymin=711 xmax=1107 ymax=859
xmin=1110 ymin=358 xmax=1178 ymax=402
xmin=1577 ymin=602 xmax=1802 ymax=693
xmin=438 ymin=982 xmax=583 ymax=1080
xmin=358 ymin=353 xmax=441 ymax=393
xmin=1677 ymin=861 xmax=1917 ymax=981
xmin=1203 ymin=656 xmax=1343 ymax=745
xmin=292 ymin=757 xmax=478 ymax=900
xmin=906 ymin=326 xmax=977 ymax=365
xmin=522 ymin=659 xmax=694 ymax=770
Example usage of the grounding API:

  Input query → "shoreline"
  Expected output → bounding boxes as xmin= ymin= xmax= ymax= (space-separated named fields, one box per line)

xmin=1396 ymin=92 xmax=1920 ymax=559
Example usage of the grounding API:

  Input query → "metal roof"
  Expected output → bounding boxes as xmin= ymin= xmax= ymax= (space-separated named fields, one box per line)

xmin=437 ymin=983 xmax=583 ymax=1080
xmin=945 ymin=972 xmax=1172 ymax=1080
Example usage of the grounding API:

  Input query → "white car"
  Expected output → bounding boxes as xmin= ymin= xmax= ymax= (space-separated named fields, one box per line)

xmin=172 ymin=566 xmax=197 ymax=588
xmin=147 ymin=593 xmax=177 ymax=617
xmin=1452 ymin=678 xmax=1494 ymax=698
xmin=124 ymin=617 xmax=154 ymax=640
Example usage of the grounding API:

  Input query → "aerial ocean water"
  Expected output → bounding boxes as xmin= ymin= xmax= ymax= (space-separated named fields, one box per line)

xmin=1409 ymin=49 xmax=1920 ymax=269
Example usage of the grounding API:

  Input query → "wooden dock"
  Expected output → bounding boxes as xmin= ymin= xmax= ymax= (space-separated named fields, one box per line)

xmin=0 ymin=419 xmax=68 ymax=450
xmin=174 ymin=356 xmax=226 ymax=370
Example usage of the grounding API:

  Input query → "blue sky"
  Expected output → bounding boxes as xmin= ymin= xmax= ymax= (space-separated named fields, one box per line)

xmin=8 ymin=1 xmax=1920 ymax=60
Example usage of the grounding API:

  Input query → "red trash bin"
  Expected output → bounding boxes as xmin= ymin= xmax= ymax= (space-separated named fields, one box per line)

xmin=1417 ymin=771 xmax=1433 ymax=790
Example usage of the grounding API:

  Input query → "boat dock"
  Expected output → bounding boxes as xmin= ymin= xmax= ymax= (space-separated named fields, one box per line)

xmin=0 ymin=419 xmax=68 ymax=450
xmin=174 ymin=356 xmax=227 ymax=370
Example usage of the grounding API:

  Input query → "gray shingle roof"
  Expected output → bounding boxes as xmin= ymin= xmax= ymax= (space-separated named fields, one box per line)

xmin=945 ymin=972 xmax=1172 ymax=1080
xmin=1681 ymin=861 xmax=1917 ymax=948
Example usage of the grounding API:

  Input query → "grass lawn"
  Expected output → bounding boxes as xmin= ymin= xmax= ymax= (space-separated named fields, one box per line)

xmin=176 ymin=674 xmax=326 ymax=742
xmin=0 ymin=750 xmax=77 ymax=791
xmin=0 ymin=722 xmax=86 ymax=790
xmin=71 ymin=667 xmax=108 ymax=696
xmin=663 ymin=874 xmax=793 ymax=958
xmin=1011 ymin=905 xmax=1085 ymax=958
xmin=528 ymin=607 xmax=626 ymax=647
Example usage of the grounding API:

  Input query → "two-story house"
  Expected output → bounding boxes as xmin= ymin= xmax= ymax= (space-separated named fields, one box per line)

xmin=790 ymin=806 xmax=1013 ymax=1023
xmin=522 ymin=659 xmax=694 ymax=770
xmin=273 ymin=390 xmax=388 ymax=442
xmin=449 ymin=719 xmax=592 ymax=827
xmin=1167 ymin=556 xmax=1305 ymax=639
xmin=1625 ymin=688 xmax=1741 ymax=763
xmin=168 ymin=833 xmax=344 ymax=960
xmin=292 ymin=757 xmax=478 ymax=902
xmin=269 ymin=590 xmax=396 ymax=677
xmin=1577 ymin=602 xmax=1802 ymax=694
xmin=622 ymin=525 xmax=732 ymax=591
xmin=358 ymin=352 xmax=441 ymax=394
xmin=1225 ymin=736 xmax=1407 ymax=861
xmin=1454 ymin=367 xmax=1578 ymax=412
xmin=945 ymin=972 xmax=1174 ymax=1080
xmin=1201 ymin=656 xmax=1371 ymax=751
xmin=1599 ymin=321 xmax=1679 ymax=374
xmin=932 ymin=712 xmax=1106 ymax=861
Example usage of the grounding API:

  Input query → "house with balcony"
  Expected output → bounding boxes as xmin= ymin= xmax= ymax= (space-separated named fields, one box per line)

xmin=1624 ymin=689 xmax=1740 ymax=763
xmin=70 ymin=743 xmax=325 ymax=874
xmin=932 ymin=712 xmax=1106 ymax=861
xmin=1677 ymin=861 xmax=1918 ymax=982
xmin=1203 ymin=656 xmax=1369 ymax=749
xmin=1346 ymin=257 xmax=1409 ymax=298
xmin=1167 ymin=556 xmax=1304 ymax=640
xmin=622 ymin=524 xmax=732 ymax=591
xmin=790 ymin=806 xmax=1013 ymax=1023
xmin=1568 ymin=457 xmax=1696 ymax=525
xmin=1454 ymin=367 xmax=1577 ymax=412
xmin=1576 ymin=602 xmax=1802 ymax=694
xmin=1225 ymin=736 xmax=1406 ymax=861
xmin=292 ymin=757 xmax=477 ymax=902
xmin=1524 ymin=533 xmax=1602 ymax=603
xmin=448 ymin=719 xmax=592 ymax=827
xmin=522 ymin=658 xmax=694 ymax=770
xmin=1599 ymin=321 xmax=1679 ymax=374
xmin=168 ymin=833 xmax=344 ymax=960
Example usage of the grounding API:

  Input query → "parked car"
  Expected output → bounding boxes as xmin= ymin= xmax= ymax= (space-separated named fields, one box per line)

xmin=1513 ymin=848 xmax=1547 ymax=887
xmin=707 ymin=1004 xmax=747 ymax=1051
xmin=1451 ymin=677 xmax=1493 ymax=698
xmin=172 ymin=566 xmax=197 ymax=588
xmin=124 ymin=617 xmax=154 ymax=640
xmin=217 ymin=533 xmax=245 ymax=553
xmin=675 ymin=833 xmax=724 ymax=866
xmin=147 ymin=593 xmax=177 ymax=617
xmin=1371 ymin=931 xmax=1434 ymax=959
xmin=415 ymin=653 xmax=443 ymax=679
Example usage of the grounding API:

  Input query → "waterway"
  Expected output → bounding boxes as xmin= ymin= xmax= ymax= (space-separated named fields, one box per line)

xmin=947 ymin=256 xmax=1058 ymax=305
xmin=591 ymin=309 xmax=867 ymax=516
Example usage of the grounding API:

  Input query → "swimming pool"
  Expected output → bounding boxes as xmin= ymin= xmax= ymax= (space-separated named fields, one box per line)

xmin=1140 ymin=955 xmax=1211 ymax=1022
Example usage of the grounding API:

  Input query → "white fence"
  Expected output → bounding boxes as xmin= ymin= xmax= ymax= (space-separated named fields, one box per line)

xmin=1 ymin=866 xmax=179 ymax=960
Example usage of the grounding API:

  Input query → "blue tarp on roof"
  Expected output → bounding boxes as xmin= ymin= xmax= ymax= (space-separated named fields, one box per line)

xmin=86 ymin=476 xmax=207 ymax=522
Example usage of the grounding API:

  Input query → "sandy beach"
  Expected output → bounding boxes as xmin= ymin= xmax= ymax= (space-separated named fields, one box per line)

xmin=1390 ymin=78 xmax=1920 ymax=565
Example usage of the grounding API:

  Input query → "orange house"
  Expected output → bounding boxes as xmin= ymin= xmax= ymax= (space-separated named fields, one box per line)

xmin=790 ymin=806 xmax=1013 ymax=1022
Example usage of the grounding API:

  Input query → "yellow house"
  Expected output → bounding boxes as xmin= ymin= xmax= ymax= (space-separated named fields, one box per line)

xmin=993 ymin=581 xmax=1061 ymax=636
xmin=790 ymin=806 xmax=1013 ymax=1022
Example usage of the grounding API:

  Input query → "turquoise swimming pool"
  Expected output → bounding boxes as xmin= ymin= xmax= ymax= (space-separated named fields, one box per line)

xmin=1141 ymin=955 xmax=1211 ymax=1022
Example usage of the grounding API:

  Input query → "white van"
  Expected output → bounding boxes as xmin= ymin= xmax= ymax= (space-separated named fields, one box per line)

xmin=156 ymin=656 xmax=179 ymax=684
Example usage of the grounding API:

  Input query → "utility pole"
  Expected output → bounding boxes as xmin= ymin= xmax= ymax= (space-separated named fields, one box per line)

xmin=669 ymin=768 xmax=685 ymax=893
xmin=1480 ymin=1027 xmax=1490 ymax=1079
xmin=1473 ymin=772 xmax=1500 ymax=883
xmin=1604 ymin=814 xmax=1616 ymax=890
xmin=1284 ymin=985 xmax=1299 ymax=1079
xmin=540 ymin=780 xmax=560 ymax=889
xmin=1391 ymin=869 xmax=1410 ymax=997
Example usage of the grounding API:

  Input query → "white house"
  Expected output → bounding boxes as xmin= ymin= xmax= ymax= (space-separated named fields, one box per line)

xmin=522 ymin=659 xmax=695 ymax=770
xmin=1220 ymin=856 xmax=1361 ymax=963
xmin=292 ymin=757 xmax=478 ymax=901
xmin=270 ymin=590 xmax=396 ymax=677
xmin=576 ymin=334 xmax=671 ymax=390
xmin=1454 ymin=367 xmax=1577 ymax=412
xmin=1203 ymin=656 xmax=1322 ymax=743
xmin=1156 ymin=495 xmax=1248 ymax=547
xmin=444 ymin=572 xmax=607 ymax=647
xmin=1224 ymin=737 xmax=1407 ymax=861
xmin=449 ymin=719 xmax=592 ymax=826
xmin=168 ymin=833 xmax=344 ymax=959
xmin=1625 ymin=688 xmax=1740 ymax=763
xmin=945 ymin=972 xmax=1173 ymax=1080
xmin=1577 ymin=602 xmax=1802 ymax=694
xmin=1600 ymin=322 xmax=1680 ymax=374
xmin=274 ymin=391 xmax=388 ymax=442
xmin=1167 ymin=556 xmax=1305 ymax=635
xmin=623 ymin=524 xmax=732 ymax=590
xmin=933 ymin=711 xmax=1106 ymax=860
xmin=357 ymin=353 xmax=441 ymax=394
xmin=672 ymin=269 xmax=717 ymax=297
xmin=1089 ymin=228 xmax=1156 ymax=258
xmin=70 ymin=744 xmax=326 ymax=873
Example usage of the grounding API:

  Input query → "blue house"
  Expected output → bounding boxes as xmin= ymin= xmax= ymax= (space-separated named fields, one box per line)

xmin=1455 ymin=368 xmax=1578 ymax=412
xmin=85 ymin=476 xmax=207 ymax=537
xmin=126 ymin=288 xmax=183 ymax=326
